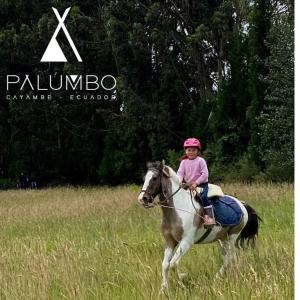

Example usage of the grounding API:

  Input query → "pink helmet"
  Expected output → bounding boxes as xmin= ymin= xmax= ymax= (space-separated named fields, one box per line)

xmin=183 ymin=138 xmax=201 ymax=149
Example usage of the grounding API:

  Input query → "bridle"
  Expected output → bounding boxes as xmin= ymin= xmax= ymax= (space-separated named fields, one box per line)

xmin=140 ymin=167 xmax=182 ymax=207
xmin=140 ymin=168 xmax=204 ymax=219
xmin=140 ymin=186 xmax=182 ymax=207
xmin=140 ymin=188 xmax=155 ymax=207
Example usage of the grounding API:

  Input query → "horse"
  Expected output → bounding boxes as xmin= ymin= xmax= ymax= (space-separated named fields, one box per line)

xmin=138 ymin=161 xmax=261 ymax=293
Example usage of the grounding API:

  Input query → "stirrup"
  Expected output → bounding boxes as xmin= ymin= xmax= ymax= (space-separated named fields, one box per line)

xmin=204 ymin=215 xmax=216 ymax=223
xmin=203 ymin=206 xmax=216 ymax=228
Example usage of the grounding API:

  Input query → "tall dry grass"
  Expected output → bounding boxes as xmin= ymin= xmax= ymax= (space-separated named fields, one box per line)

xmin=0 ymin=183 xmax=293 ymax=299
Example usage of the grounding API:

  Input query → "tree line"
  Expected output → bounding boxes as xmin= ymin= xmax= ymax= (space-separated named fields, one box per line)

xmin=0 ymin=0 xmax=294 ymax=187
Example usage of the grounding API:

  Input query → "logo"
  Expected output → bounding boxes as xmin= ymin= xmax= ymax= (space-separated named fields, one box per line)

xmin=4 ymin=6 xmax=117 ymax=102
xmin=41 ymin=7 xmax=82 ymax=63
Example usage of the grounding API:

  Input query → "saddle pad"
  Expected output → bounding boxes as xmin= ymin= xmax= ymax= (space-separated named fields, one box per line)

xmin=195 ymin=184 xmax=224 ymax=198
xmin=212 ymin=196 xmax=243 ymax=226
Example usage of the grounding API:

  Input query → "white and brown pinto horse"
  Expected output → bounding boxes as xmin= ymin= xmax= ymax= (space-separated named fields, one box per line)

xmin=138 ymin=161 xmax=261 ymax=292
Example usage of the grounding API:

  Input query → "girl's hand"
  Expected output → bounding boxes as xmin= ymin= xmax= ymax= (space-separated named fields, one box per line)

xmin=180 ymin=182 xmax=189 ymax=190
xmin=190 ymin=183 xmax=197 ymax=190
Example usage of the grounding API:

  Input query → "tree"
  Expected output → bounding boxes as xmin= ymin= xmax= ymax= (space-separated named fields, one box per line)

xmin=257 ymin=1 xmax=294 ymax=181
xmin=247 ymin=0 xmax=272 ymax=164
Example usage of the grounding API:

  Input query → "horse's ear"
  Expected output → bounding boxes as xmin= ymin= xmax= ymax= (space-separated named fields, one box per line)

xmin=162 ymin=166 xmax=170 ymax=178
xmin=154 ymin=160 xmax=163 ymax=170
xmin=146 ymin=161 xmax=152 ymax=169
xmin=157 ymin=160 xmax=165 ymax=170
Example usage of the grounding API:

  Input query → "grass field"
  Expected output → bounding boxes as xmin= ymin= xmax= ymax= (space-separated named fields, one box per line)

xmin=0 ymin=183 xmax=293 ymax=299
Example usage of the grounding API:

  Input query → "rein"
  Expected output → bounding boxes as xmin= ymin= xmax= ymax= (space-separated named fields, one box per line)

xmin=149 ymin=184 xmax=203 ymax=218
xmin=189 ymin=188 xmax=199 ymax=214
xmin=162 ymin=186 xmax=182 ymax=203
xmin=140 ymin=186 xmax=182 ymax=208
xmin=140 ymin=168 xmax=204 ymax=219
xmin=158 ymin=202 xmax=204 ymax=218
xmin=158 ymin=188 xmax=204 ymax=219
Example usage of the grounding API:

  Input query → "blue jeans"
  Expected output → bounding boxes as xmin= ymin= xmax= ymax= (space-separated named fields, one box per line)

xmin=199 ymin=182 xmax=211 ymax=207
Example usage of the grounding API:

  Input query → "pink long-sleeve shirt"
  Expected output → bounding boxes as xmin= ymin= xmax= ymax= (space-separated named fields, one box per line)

xmin=177 ymin=156 xmax=209 ymax=185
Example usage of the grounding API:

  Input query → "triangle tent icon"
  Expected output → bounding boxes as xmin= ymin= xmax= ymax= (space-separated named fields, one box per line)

xmin=41 ymin=38 xmax=67 ymax=62
xmin=70 ymin=75 xmax=78 ymax=82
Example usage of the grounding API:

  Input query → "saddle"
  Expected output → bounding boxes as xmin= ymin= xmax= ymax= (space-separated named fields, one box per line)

xmin=192 ymin=185 xmax=243 ymax=227
xmin=193 ymin=184 xmax=224 ymax=199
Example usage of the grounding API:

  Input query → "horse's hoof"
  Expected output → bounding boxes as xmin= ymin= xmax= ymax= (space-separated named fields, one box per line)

xmin=215 ymin=270 xmax=224 ymax=280
xmin=178 ymin=272 xmax=188 ymax=280
xmin=177 ymin=280 xmax=186 ymax=288
xmin=159 ymin=284 xmax=169 ymax=296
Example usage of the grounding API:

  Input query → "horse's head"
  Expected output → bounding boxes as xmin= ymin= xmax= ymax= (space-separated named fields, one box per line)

xmin=138 ymin=160 xmax=170 ymax=208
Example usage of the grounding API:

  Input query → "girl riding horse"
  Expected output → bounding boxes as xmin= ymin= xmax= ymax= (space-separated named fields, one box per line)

xmin=177 ymin=137 xmax=215 ymax=227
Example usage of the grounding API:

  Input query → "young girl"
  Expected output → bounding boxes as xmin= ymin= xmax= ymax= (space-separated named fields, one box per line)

xmin=177 ymin=137 xmax=216 ymax=227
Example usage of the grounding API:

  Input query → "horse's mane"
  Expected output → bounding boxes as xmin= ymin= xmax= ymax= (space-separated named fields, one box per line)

xmin=147 ymin=161 xmax=180 ymax=184
xmin=165 ymin=165 xmax=180 ymax=184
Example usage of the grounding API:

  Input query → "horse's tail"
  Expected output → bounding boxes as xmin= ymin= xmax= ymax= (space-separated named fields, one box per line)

xmin=236 ymin=203 xmax=262 ymax=248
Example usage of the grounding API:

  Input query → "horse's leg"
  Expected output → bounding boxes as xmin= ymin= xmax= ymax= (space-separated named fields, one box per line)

xmin=216 ymin=239 xmax=230 ymax=277
xmin=216 ymin=233 xmax=239 ymax=277
xmin=169 ymin=238 xmax=193 ymax=271
xmin=160 ymin=239 xmax=177 ymax=293
xmin=160 ymin=246 xmax=174 ymax=292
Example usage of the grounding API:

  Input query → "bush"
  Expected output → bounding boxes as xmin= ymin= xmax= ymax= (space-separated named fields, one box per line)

xmin=208 ymin=163 xmax=227 ymax=182
xmin=264 ymin=160 xmax=294 ymax=182
xmin=0 ymin=178 xmax=17 ymax=190
xmin=209 ymin=155 xmax=264 ymax=183
xmin=166 ymin=149 xmax=182 ymax=170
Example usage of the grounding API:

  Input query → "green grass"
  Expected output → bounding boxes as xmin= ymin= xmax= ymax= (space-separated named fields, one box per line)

xmin=0 ymin=183 xmax=293 ymax=299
